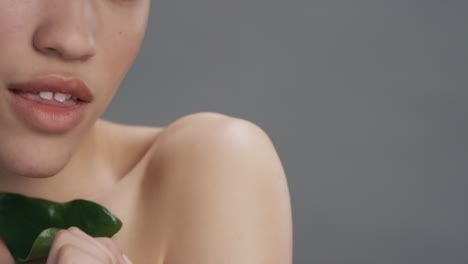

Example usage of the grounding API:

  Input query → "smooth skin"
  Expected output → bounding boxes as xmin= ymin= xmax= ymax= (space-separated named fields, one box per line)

xmin=0 ymin=1 xmax=292 ymax=264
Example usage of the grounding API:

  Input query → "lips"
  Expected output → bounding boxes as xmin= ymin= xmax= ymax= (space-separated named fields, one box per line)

xmin=6 ymin=74 xmax=94 ymax=133
xmin=8 ymin=74 xmax=93 ymax=102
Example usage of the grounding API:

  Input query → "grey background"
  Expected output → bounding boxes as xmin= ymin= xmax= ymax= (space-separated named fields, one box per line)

xmin=102 ymin=1 xmax=468 ymax=263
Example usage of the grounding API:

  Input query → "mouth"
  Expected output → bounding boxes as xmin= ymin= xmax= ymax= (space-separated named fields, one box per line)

xmin=8 ymin=89 xmax=86 ymax=107
xmin=6 ymin=74 xmax=93 ymax=133
xmin=7 ymin=73 xmax=94 ymax=103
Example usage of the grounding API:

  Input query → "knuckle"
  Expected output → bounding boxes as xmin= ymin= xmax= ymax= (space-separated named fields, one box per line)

xmin=54 ymin=229 xmax=70 ymax=241
xmin=67 ymin=226 xmax=79 ymax=231
xmin=67 ymin=226 xmax=83 ymax=234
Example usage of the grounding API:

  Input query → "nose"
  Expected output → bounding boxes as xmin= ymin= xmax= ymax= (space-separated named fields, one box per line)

xmin=32 ymin=1 xmax=97 ymax=62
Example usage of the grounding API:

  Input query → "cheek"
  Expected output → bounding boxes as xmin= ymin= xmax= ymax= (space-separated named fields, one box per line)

xmin=96 ymin=0 xmax=150 ymax=80
xmin=0 ymin=3 xmax=52 ymax=87
xmin=98 ymin=1 xmax=150 ymax=81
xmin=89 ymin=26 xmax=147 ymax=112
xmin=0 ymin=5 xmax=38 ymax=76
xmin=104 ymin=30 xmax=145 ymax=79
xmin=0 ymin=3 xmax=37 ymax=34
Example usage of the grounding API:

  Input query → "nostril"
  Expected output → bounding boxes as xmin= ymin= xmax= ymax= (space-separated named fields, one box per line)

xmin=33 ymin=43 xmax=60 ymax=57
xmin=44 ymin=47 xmax=60 ymax=56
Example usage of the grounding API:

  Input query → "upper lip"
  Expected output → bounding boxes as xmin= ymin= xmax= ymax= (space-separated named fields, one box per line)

xmin=8 ymin=73 xmax=93 ymax=102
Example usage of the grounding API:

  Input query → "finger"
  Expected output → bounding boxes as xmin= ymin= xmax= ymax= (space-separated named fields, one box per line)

xmin=95 ymin=237 xmax=125 ymax=263
xmin=54 ymin=244 xmax=100 ymax=264
xmin=46 ymin=229 xmax=71 ymax=264
xmin=67 ymin=227 xmax=119 ymax=263
xmin=46 ymin=229 xmax=100 ymax=264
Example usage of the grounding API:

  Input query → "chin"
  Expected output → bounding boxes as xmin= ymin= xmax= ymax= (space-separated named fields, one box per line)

xmin=0 ymin=141 xmax=74 ymax=179
xmin=0 ymin=155 xmax=68 ymax=179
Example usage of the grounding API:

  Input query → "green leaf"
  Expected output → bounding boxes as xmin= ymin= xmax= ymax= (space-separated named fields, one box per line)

xmin=19 ymin=227 xmax=61 ymax=263
xmin=0 ymin=193 xmax=122 ymax=264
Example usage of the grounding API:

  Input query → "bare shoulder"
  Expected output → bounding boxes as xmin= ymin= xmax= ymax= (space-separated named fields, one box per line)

xmin=144 ymin=112 xmax=293 ymax=264
xmin=148 ymin=111 xmax=281 ymax=156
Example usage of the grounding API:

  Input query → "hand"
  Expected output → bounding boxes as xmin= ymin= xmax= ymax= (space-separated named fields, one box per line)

xmin=42 ymin=226 xmax=132 ymax=264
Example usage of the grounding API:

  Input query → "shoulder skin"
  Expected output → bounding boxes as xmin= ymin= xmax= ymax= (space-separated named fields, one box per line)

xmin=143 ymin=112 xmax=293 ymax=264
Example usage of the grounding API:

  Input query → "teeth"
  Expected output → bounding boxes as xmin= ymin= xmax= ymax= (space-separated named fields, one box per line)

xmin=39 ymin=92 xmax=54 ymax=100
xmin=39 ymin=92 xmax=74 ymax=102
xmin=54 ymin=93 xmax=68 ymax=102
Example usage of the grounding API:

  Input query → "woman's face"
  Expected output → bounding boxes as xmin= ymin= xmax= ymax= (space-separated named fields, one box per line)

xmin=0 ymin=0 xmax=151 ymax=178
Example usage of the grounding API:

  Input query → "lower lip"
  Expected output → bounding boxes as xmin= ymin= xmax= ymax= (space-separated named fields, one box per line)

xmin=7 ymin=90 xmax=89 ymax=133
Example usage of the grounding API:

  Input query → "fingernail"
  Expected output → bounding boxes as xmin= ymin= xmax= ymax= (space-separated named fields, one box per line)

xmin=122 ymin=254 xmax=133 ymax=264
